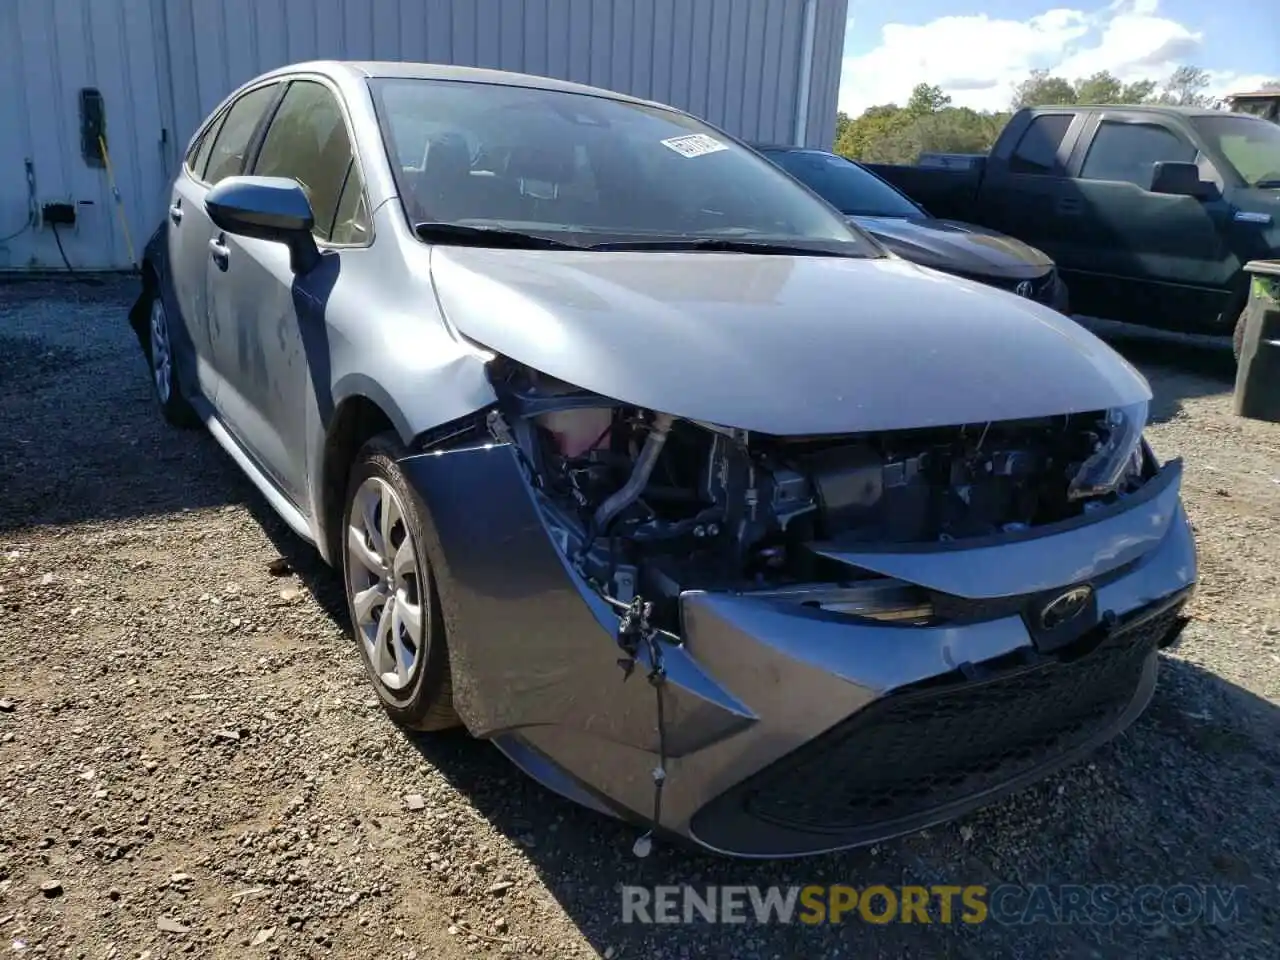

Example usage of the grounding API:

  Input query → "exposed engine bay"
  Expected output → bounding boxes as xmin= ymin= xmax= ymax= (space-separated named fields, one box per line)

xmin=487 ymin=361 xmax=1152 ymax=632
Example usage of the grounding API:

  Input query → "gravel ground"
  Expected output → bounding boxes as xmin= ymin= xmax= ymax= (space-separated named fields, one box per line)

xmin=2 ymin=278 xmax=1278 ymax=959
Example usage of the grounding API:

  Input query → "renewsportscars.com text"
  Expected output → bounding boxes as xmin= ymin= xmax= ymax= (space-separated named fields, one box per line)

xmin=620 ymin=884 xmax=1246 ymax=926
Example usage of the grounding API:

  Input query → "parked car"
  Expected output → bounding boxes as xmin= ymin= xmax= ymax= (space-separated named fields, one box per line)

xmin=754 ymin=145 xmax=1069 ymax=312
xmin=866 ymin=105 xmax=1280 ymax=354
xmin=129 ymin=61 xmax=1195 ymax=858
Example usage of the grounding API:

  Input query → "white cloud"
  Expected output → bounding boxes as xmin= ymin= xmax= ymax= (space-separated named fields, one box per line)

xmin=839 ymin=1 xmax=1263 ymax=115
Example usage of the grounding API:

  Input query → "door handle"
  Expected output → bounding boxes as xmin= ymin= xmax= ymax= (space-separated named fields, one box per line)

xmin=168 ymin=202 xmax=183 ymax=225
xmin=1055 ymin=196 xmax=1082 ymax=216
xmin=209 ymin=235 xmax=229 ymax=270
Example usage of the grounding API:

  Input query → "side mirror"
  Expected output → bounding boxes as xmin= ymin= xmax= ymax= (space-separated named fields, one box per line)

xmin=1149 ymin=161 xmax=1209 ymax=199
xmin=205 ymin=176 xmax=320 ymax=273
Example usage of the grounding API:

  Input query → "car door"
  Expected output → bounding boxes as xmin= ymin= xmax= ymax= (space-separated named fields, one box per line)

xmin=204 ymin=76 xmax=372 ymax=509
xmin=166 ymin=82 xmax=281 ymax=402
xmin=1061 ymin=112 xmax=1238 ymax=328
xmin=978 ymin=111 xmax=1087 ymax=264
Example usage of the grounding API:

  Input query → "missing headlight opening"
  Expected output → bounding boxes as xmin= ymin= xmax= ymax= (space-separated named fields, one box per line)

xmin=486 ymin=360 xmax=1151 ymax=635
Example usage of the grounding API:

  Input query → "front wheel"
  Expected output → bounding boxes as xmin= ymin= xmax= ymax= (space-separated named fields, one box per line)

xmin=342 ymin=433 xmax=459 ymax=731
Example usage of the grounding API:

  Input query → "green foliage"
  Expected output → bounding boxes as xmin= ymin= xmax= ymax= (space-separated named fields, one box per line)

xmin=1155 ymin=66 xmax=1212 ymax=107
xmin=834 ymin=64 xmax=1215 ymax=164
xmin=906 ymin=83 xmax=952 ymax=115
xmin=1012 ymin=69 xmax=1078 ymax=109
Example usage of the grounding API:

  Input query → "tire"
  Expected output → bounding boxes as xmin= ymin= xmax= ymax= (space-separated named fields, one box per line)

xmin=342 ymin=432 xmax=459 ymax=731
xmin=1232 ymin=308 xmax=1247 ymax=362
xmin=144 ymin=291 xmax=200 ymax=428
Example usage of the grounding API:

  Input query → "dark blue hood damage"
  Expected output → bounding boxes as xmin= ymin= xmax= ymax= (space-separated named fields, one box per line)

xmin=852 ymin=216 xmax=1053 ymax=280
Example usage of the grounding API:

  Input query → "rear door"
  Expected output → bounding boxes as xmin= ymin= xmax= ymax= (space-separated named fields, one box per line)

xmin=978 ymin=111 xmax=1087 ymax=261
xmin=204 ymin=76 xmax=372 ymax=508
xmin=1060 ymin=111 xmax=1237 ymax=327
xmin=167 ymin=82 xmax=281 ymax=402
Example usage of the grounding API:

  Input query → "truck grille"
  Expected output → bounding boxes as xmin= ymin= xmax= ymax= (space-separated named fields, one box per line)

xmin=691 ymin=600 xmax=1183 ymax=847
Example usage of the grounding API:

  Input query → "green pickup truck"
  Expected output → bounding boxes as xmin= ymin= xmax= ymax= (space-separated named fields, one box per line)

xmin=867 ymin=105 xmax=1280 ymax=354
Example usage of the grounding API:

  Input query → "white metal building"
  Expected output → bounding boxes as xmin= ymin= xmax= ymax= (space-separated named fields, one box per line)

xmin=0 ymin=0 xmax=849 ymax=271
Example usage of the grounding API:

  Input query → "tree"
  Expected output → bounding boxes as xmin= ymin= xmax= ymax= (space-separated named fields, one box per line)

xmin=836 ymin=103 xmax=911 ymax=160
xmin=832 ymin=64 xmax=1216 ymax=165
xmin=1011 ymin=69 xmax=1078 ymax=109
xmin=834 ymin=110 xmax=853 ymax=146
xmin=1072 ymin=72 xmax=1158 ymax=104
xmin=1120 ymin=79 xmax=1158 ymax=103
xmin=906 ymin=83 xmax=951 ymax=115
xmin=1158 ymin=65 xmax=1211 ymax=106
xmin=1073 ymin=71 xmax=1122 ymax=104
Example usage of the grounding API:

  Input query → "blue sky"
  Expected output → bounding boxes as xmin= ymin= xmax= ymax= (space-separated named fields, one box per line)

xmin=839 ymin=0 xmax=1280 ymax=114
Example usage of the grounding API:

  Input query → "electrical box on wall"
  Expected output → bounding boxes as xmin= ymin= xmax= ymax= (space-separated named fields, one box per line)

xmin=41 ymin=201 xmax=76 ymax=226
xmin=80 ymin=88 xmax=106 ymax=168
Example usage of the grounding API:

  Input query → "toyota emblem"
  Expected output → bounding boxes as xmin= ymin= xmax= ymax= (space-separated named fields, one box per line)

xmin=1039 ymin=585 xmax=1093 ymax=630
xmin=1015 ymin=280 xmax=1035 ymax=298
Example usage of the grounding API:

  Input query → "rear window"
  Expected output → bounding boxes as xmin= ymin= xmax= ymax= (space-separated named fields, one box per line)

xmin=763 ymin=150 xmax=923 ymax=219
xmin=203 ymin=84 xmax=279 ymax=186
xmin=1009 ymin=114 xmax=1073 ymax=175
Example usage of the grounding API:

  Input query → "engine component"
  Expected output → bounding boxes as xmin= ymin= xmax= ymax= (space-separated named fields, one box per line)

xmin=538 ymin=407 xmax=613 ymax=457
xmin=493 ymin=358 xmax=1151 ymax=632
xmin=591 ymin=413 xmax=675 ymax=534
xmin=804 ymin=444 xmax=884 ymax=537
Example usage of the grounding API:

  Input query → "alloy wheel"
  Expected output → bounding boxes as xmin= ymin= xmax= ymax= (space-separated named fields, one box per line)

xmin=346 ymin=476 xmax=426 ymax=692
xmin=149 ymin=297 xmax=172 ymax=404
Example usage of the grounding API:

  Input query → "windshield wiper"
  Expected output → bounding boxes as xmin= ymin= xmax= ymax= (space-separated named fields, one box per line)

xmin=586 ymin=237 xmax=860 ymax=256
xmin=414 ymin=222 xmax=583 ymax=249
xmin=1254 ymin=180 xmax=1280 ymax=189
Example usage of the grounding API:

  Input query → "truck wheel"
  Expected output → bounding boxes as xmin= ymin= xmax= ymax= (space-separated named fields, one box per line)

xmin=342 ymin=432 xmax=460 ymax=732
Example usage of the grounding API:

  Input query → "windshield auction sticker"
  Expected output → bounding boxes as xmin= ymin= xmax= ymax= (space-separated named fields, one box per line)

xmin=660 ymin=133 xmax=728 ymax=158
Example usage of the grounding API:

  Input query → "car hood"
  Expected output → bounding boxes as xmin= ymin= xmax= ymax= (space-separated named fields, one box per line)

xmin=852 ymin=216 xmax=1053 ymax=280
xmin=429 ymin=247 xmax=1149 ymax=435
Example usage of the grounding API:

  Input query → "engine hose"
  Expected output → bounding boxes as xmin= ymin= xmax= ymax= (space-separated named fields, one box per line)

xmin=591 ymin=413 xmax=675 ymax=534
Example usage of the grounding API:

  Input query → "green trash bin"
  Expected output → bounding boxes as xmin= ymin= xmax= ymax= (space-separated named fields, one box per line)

xmin=1234 ymin=260 xmax=1280 ymax=423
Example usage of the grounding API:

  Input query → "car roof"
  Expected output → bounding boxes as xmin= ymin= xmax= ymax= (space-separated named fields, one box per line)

xmin=1030 ymin=103 xmax=1228 ymax=119
xmin=255 ymin=59 xmax=665 ymax=109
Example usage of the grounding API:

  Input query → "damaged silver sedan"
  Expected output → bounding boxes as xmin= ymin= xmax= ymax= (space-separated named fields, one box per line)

xmin=130 ymin=61 xmax=1196 ymax=858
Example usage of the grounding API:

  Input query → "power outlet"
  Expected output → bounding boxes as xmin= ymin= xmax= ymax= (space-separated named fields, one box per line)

xmin=41 ymin=201 xmax=76 ymax=226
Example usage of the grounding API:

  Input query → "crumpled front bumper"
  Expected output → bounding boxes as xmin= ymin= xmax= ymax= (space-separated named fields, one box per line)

xmin=401 ymin=442 xmax=1195 ymax=858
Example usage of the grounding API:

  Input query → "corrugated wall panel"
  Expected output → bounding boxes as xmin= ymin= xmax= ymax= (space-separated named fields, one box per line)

xmin=806 ymin=0 xmax=848 ymax=149
xmin=0 ymin=0 xmax=170 ymax=271
xmin=1 ymin=0 xmax=847 ymax=270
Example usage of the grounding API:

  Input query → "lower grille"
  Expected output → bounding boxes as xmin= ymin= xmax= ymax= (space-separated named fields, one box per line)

xmin=693 ymin=601 xmax=1183 ymax=846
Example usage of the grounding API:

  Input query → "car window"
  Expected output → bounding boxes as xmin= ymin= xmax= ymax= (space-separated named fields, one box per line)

xmin=1190 ymin=114 xmax=1280 ymax=187
xmin=763 ymin=150 xmax=923 ymax=218
xmin=204 ymin=84 xmax=278 ymax=186
xmin=1008 ymin=114 xmax=1073 ymax=175
xmin=253 ymin=79 xmax=357 ymax=243
xmin=369 ymin=78 xmax=879 ymax=255
xmin=330 ymin=160 xmax=372 ymax=244
xmin=186 ymin=114 xmax=222 ymax=180
xmin=1080 ymin=121 xmax=1198 ymax=187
